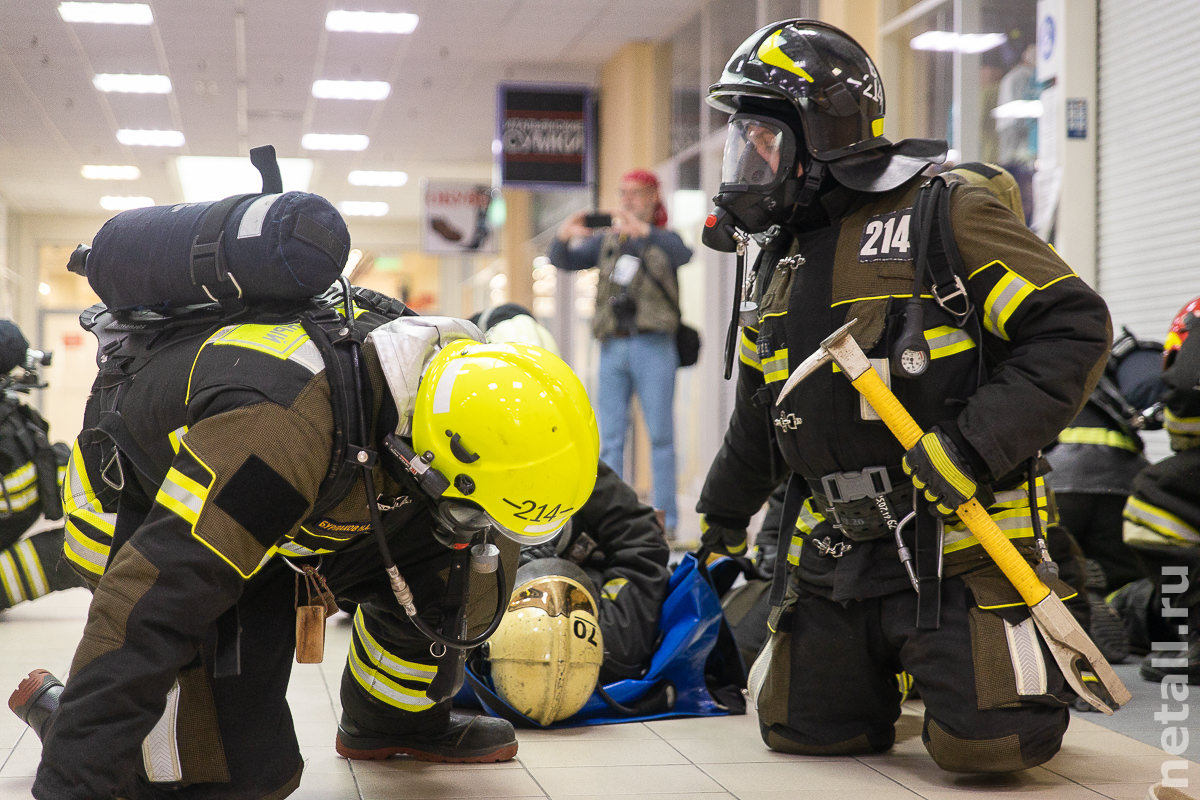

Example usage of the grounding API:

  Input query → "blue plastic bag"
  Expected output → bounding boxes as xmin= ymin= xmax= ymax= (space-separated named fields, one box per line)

xmin=462 ymin=552 xmax=748 ymax=727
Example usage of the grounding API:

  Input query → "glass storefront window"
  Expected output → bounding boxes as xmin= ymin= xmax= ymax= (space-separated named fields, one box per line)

xmin=885 ymin=0 xmax=1037 ymax=226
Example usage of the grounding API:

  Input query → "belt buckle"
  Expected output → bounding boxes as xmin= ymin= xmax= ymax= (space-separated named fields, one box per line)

xmin=819 ymin=466 xmax=894 ymax=537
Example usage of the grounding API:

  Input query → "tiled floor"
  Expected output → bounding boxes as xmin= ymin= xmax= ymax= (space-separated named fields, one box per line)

xmin=0 ymin=587 xmax=1196 ymax=799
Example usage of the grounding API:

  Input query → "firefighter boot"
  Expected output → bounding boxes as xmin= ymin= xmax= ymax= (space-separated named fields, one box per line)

xmin=335 ymin=709 xmax=518 ymax=763
xmin=8 ymin=669 xmax=63 ymax=740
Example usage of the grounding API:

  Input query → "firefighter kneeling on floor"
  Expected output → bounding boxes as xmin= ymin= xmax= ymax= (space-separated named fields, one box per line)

xmin=10 ymin=303 xmax=599 ymax=800
xmin=695 ymin=20 xmax=1111 ymax=773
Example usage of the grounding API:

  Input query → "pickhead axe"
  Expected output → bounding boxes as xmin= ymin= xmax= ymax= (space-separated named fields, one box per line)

xmin=777 ymin=319 xmax=1131 ymax=714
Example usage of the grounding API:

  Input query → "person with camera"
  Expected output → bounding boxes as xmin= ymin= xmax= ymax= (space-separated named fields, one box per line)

xmin=0 ymin=320 xmax=82 ymax=612
xmin=549 ymin=169 xmax=693 ymax=539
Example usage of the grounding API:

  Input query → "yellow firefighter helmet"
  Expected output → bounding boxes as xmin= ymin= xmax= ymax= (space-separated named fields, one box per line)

xmin=486 ymin=558 xmax=604 ymax=725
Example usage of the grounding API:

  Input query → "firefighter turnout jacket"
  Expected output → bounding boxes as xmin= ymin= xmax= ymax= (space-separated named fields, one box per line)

xmin=41 ymin=308 xmax=507 ymax=800
xmin=698 ymin=174 xmax=1111 ymax=602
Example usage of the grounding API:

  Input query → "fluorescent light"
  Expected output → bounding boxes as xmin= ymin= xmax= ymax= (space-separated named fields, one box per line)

xmin=313 ymin=80 xmax=390 ymax=101
xmin=302 ymin=133 xmax=369 ymax=151
xmin=81 ymin=164 xmax=141 ymax=180
xmin=910 ymin=31 xmax=1006 ymax=54
xmin=325 ymin=10 xmax=418 ymax=34
xmin=100 ymin=195 xmax=154 ymax=210
xmin=58 ymin=2 xmax=152 ymax=24
xmin=39 ymin=283 xmax=52 ymax=296
xmin=93 ymin=73 xmax=172 ymax=94
xmin=991 ymin=99 xmax=1044 ymax=120
xmin=117 ymin=129 xmax=184 ymax=147
xmin=348 ymin=170 xmax=408 ymax=187
xmin=175 ymin=155 xmax=313 ymax=202
xmin=339 ymin=201 xmax=389 ymax=217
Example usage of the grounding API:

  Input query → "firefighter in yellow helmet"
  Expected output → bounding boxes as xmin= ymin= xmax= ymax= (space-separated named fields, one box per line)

xmin=12 ymin=297 xmax=599 ymax=800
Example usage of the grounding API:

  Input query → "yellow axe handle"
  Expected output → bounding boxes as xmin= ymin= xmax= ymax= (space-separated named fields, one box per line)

xmin=849 ymin=367 xmax=1051 ymax=607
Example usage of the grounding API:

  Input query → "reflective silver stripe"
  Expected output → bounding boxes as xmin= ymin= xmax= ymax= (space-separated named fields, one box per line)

xmin=289 ymin=340 xmax=325 ymax=374
xmin=64 ymin=522 xmax=109 ymax=576
xmin=981 ymin=268 xmax=1033 ymax=341
xmin=15 ymin=540 xmax=49 ymax=598
xmin=1125 ymin=496 xmax=1200 ymax=544
xmin=277 ymin=540 xmax=325 ymax=557
xmin=352 ymin=608 xmax=438 ymax=683
xmin=1 ymin=462 xmax=36 ymax=491
xmin=156 ymin=469 xmax=205 ymax=524
xmin=739 ymin=331 xmax=760 ymax=370
xmin=1165 ymin=409 xmax=1200 ymax=436
xmin=1004 ymin=617 xmax=1047 ymax=696
xmin=142 ymin=682 xmax=183 ymax=783
xmin=761 ymin=351 xmax=789 ymax=383
xmin=925 ymin=326 xmax=975 ymax=359
xmin=0 ymin=552 xmax=24 ymax=604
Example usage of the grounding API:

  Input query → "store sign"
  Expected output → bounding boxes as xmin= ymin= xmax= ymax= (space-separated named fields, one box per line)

xmin=497 ymin=84 xmax=591 ymax=187
xmin=421 ymin=180 xmax=499 ymax=255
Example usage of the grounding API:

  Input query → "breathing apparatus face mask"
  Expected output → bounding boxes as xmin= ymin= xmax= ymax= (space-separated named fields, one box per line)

xmin=382 ymin=432 xmax=535 ymax=551
xmin=712 ymin=113 xmax=804 ymax=234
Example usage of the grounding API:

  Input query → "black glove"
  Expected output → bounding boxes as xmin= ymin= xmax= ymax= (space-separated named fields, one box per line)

xmin=901 ymin=427 xmax=981 ymax=516
xmin=699 ymin=514 xmax=748 ymax=557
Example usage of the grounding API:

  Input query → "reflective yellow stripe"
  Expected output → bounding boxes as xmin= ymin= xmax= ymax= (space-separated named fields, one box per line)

xmin=0 ymin=552 xmax=25 ymax=604
xmin=1165 ymin=409 xmax=1200 ymax=436
xmin=352 ymin=608 xmax=437 ymax=683
xmin=275 ymin=540 xmax=331 ymax=557
xmin=762 ymin=349 xmax=790 ymax=383
xmin=15 ymin=539 xmax=49 ymax=599
xmin=168 ymin=426 xmax=188 ymax=455
xmin=347 ymin=608 xmax=436 ymax=712
xmin=757 ymin=30 xmax=814 ymax=81
xmin=981 ymin=269 xmax=1034 ymax=341
xmin=942 ymin=482 xmax=1046 ymax=554
xmin=1124 ymin=496 xmax=1200 ymax=544
xmin=601 ymin=577 xmax=628 ymax=602
xmin=1057 ymin=426 xmax=1140 ymax=452
xmin=787 ymin=499 xmax=825 ymax=565
xmin=155 ymin=467 xmax=206 ymax=526
xmin=2 ymin=462 xmax=36 ymax=493
xmin=64 ymin=520 xmax=109 ymax=576
xmin=739 ymin=329 xmax=761 ymax=371
xmin=925 ymin=325 xmax=976 ymax=359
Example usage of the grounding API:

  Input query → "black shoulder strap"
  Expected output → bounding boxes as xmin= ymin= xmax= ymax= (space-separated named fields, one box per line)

xmin=299 ymin=304 xmax=372 ymax=521
xmin=634 ymin=244 xmax=682 ymax=318
xmin=911 ymin=175 xmax=973 ymax=325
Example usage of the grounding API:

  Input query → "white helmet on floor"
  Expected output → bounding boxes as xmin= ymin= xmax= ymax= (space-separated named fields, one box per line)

xmin=486 ymin=558 xmax=603 ymax=725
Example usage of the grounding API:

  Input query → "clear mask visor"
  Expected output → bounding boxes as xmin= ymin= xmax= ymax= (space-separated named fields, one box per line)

xmin=721 ymin=116 xmax=793 ymax=187
xmin=433 ymin=498 xmax=562 ymax=548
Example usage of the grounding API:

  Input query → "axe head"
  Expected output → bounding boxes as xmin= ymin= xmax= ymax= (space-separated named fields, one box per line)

xmin=777 ymin=319 xmax=873 ymax=405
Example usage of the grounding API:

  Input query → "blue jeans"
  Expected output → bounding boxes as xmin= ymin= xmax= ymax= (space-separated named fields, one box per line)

xmin=596 ymin=332 xmax=677 ymax=528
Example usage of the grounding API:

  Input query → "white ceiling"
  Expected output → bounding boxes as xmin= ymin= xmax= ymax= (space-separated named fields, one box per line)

xmin=0 ymin=0 xmax=705 ymax=224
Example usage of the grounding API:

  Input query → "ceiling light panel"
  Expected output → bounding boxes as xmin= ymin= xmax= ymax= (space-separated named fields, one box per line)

xmin=116 ymin=129 xmax=184 ymax=147
xmin=58 ymin=2 xmax=153 ymax=24
xmin=302 ymin=133 xmax=369 ymax=151
xmin=348 ymin=171 xmax=408 ymax=187
xmin=175 ymin=156 xmax=313 ymax=202
xmin=93 ymin=73 xmax=172 ymax=94
xmin=325 ymin=11 xmax=418 ymax=34
xmin=312 ymin=80 xmax=391 ymax=101
xmin=82 ymin=165 xmax=141 ymax=180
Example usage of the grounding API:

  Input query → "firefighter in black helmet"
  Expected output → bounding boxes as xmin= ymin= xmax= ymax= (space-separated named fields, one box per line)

xmin=697 ymin=20 xmax=1111 ymax=773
